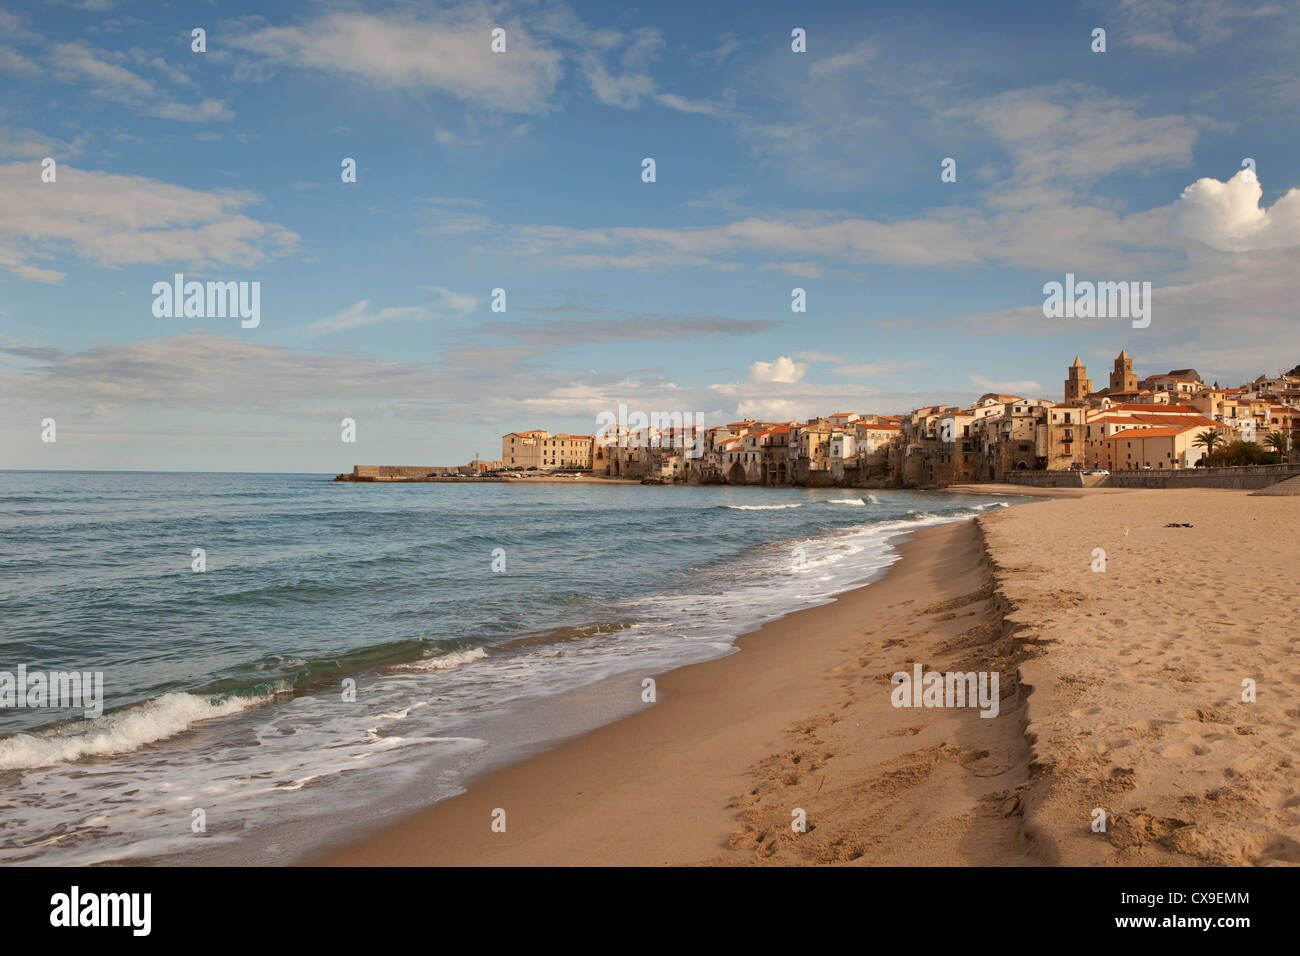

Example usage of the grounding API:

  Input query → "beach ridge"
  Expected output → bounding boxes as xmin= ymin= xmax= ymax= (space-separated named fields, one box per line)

xmin=979 ymin=489 xmax=1300 ymax=866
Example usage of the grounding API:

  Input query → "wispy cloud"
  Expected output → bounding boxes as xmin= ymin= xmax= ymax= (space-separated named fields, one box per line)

xmin=480 ymin=313 xmax=777 ymax=347
xmin=302 ymin=288 xmax=478 ymax=334
xmin=0 ymin=163 xmax=299 ymax=283
xmin=42 ymin=41 xmax=232 ymax=121
xmin=231 ymin=9 xmax=565 ymax=113
xmin=1102 ymin=0 xmax=1285 ymax=55
xmin=970 ymin=374 xmax=1043 ymax=395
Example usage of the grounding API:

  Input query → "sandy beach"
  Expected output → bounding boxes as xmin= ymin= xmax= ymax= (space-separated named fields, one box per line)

xmin=317 ymin=487 xmax=1299 ymax=866
xmin=321 ymin=513 xmax=1032 ymax=865
xmin=983 ymin=488 xmax=1300 ymax=865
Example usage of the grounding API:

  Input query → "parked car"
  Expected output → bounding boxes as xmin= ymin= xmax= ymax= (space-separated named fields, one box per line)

xmin=1083 ymin=468 xmax=1109 ymax=476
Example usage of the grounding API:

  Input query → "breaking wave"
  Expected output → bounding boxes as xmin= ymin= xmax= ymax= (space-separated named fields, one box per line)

xmin=0 ymin=690 xmax=277 ymax=771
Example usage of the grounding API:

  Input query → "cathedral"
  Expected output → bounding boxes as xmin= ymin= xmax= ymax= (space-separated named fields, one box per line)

xmin=1063 ymin=351 xmax=1147 ymax=404
xmin=1109 ymin=350 xmax=1138 ymax=394
xmin=1064 ymin=356 xmax=1092 ymax=404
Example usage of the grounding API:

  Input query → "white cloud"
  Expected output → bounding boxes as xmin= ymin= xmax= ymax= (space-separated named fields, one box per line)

xmin=970 ymin=375 xmax=1043 ymax=395
xmin=0 ymin=125 xmax=84 ymax=160
xmin=759 ymin=261 xmax=824 ymax=279
xmin=748 ymin=356 xmax=806 ymax=384
xmin=735 ymin=398 xmax=805 ymax=421
xmin=946 ymin=85 xmax=1203 ymax=186
xmin=1172 ymin=168 xmax=1300 ymax=251
xmin=833 ymin=360 xmax=923 ymax=379
xmin=653 ymin=92 xmax=734 ymax=117
xmin=700 ymin=33 xmax=743 ymax=65
xmin=45 ymin=42 xmax=231 ymax=121
xmin=232 ymin=11 xmax=564 ymax=114
xmin=303 ymin=289 xmax=477 ymax=334
xmin=0 ymin=46 xmax=40 ymax=75
xmin=486 ymin=201 xmax=1182 ymax=275
xmin=810 ymin=38 xmax=880 ymax=77
xmin=1106 ymin=0 xmax=1285 ymax=55
xmin=0 ymin=163 xmax=299 ymax=282
xmin=579 ymin=25 xmax=666 ymax=108
xmin=583 ymin=60 xmax=655 ymax=108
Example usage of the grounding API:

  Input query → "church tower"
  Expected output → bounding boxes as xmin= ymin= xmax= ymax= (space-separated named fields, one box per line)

xmin=1109 ymin=350 xmax=1137 ymax=393
xmin=1064 ymin=355 xmax=1092 ymax=404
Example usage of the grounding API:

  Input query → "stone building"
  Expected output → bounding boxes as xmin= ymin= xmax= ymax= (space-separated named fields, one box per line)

xmin=501 ymin=430 xmax=593 ymax=471
xmin=1064 ymin=356 xmax=1092 ymax=404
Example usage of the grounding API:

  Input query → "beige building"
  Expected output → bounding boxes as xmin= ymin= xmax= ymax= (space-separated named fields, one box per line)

xmin=501 ymin=430 xmax=593 ymax=471
xmin=1044 ymin=405 xmax=1086 ymax=469
xmin=790 ymin=422 xmax=832 ymax=484
xmin=1103 ymin=424 xmax=1210 ymax=470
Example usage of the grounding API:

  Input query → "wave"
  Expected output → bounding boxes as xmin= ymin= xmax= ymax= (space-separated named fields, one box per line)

xmin=825 ymin=497 xmax=869 ymax=506
xmin=500 ymin=621 xmax=632 ymax=650
xmin=723 ymin=503 xmax=803 ymax=511
xmin=392 ymin=647 xmax=487 ymax=672
xmin=0 ymin=690 xmax=275 ymax=771
xmin=199 ymin=638 xmax=434 ymax=698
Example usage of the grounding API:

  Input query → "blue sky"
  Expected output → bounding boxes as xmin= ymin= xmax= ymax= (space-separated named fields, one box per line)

xmin=2 ymin=0 xmax=1299 ymax=471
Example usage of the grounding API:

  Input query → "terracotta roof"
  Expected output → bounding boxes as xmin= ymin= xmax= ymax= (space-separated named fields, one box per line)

xmin=1109 ymin=402 xmax=1198 ymax=413
xmin=1106 ymin=425 xmax=1203 ymax=440
xmin=1128 ymin=414 xmax=1218 ymax=427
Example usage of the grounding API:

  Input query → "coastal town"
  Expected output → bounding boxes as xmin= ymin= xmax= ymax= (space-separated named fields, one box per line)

xmin=342 ymin=352 xmax=1300 ymax=488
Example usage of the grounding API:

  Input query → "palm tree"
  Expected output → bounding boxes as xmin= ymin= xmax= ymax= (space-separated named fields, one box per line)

xmin=1265 ymin=431 xmax=1290 ymax=463
xmin=1193 ymin=429 xmax=1225 ymax=465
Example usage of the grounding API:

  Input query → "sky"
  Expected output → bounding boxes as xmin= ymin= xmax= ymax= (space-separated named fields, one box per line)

xmin=1 ymin=0 xmax=1299 ymax=472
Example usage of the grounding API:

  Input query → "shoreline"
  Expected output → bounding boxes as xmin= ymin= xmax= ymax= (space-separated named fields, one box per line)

xmin=317 ymin=486 xmax=1299 ymax=866
xmin=318 ymin=515 xmax=1038 ymax=866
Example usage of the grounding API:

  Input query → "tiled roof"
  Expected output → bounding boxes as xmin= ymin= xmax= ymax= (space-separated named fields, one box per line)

xmin=1105 ymin=425 xmax=1202 ymax=440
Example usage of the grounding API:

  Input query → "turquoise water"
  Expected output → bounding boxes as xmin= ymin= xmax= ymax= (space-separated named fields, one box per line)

xmin=0 ymin=471 xmax=1016 ymax=863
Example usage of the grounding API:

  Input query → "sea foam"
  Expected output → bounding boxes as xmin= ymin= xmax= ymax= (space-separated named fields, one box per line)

xmin=0 ymin=690 xmax=274 ymax=770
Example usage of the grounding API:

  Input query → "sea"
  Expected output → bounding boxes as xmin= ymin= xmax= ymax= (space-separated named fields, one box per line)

xmin=0 ymin=471 xmax=1019 ymax=864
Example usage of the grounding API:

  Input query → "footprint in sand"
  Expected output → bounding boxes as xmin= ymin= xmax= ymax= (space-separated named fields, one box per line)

xmin=1161 ymin=740 xmax=1208 ymax=757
